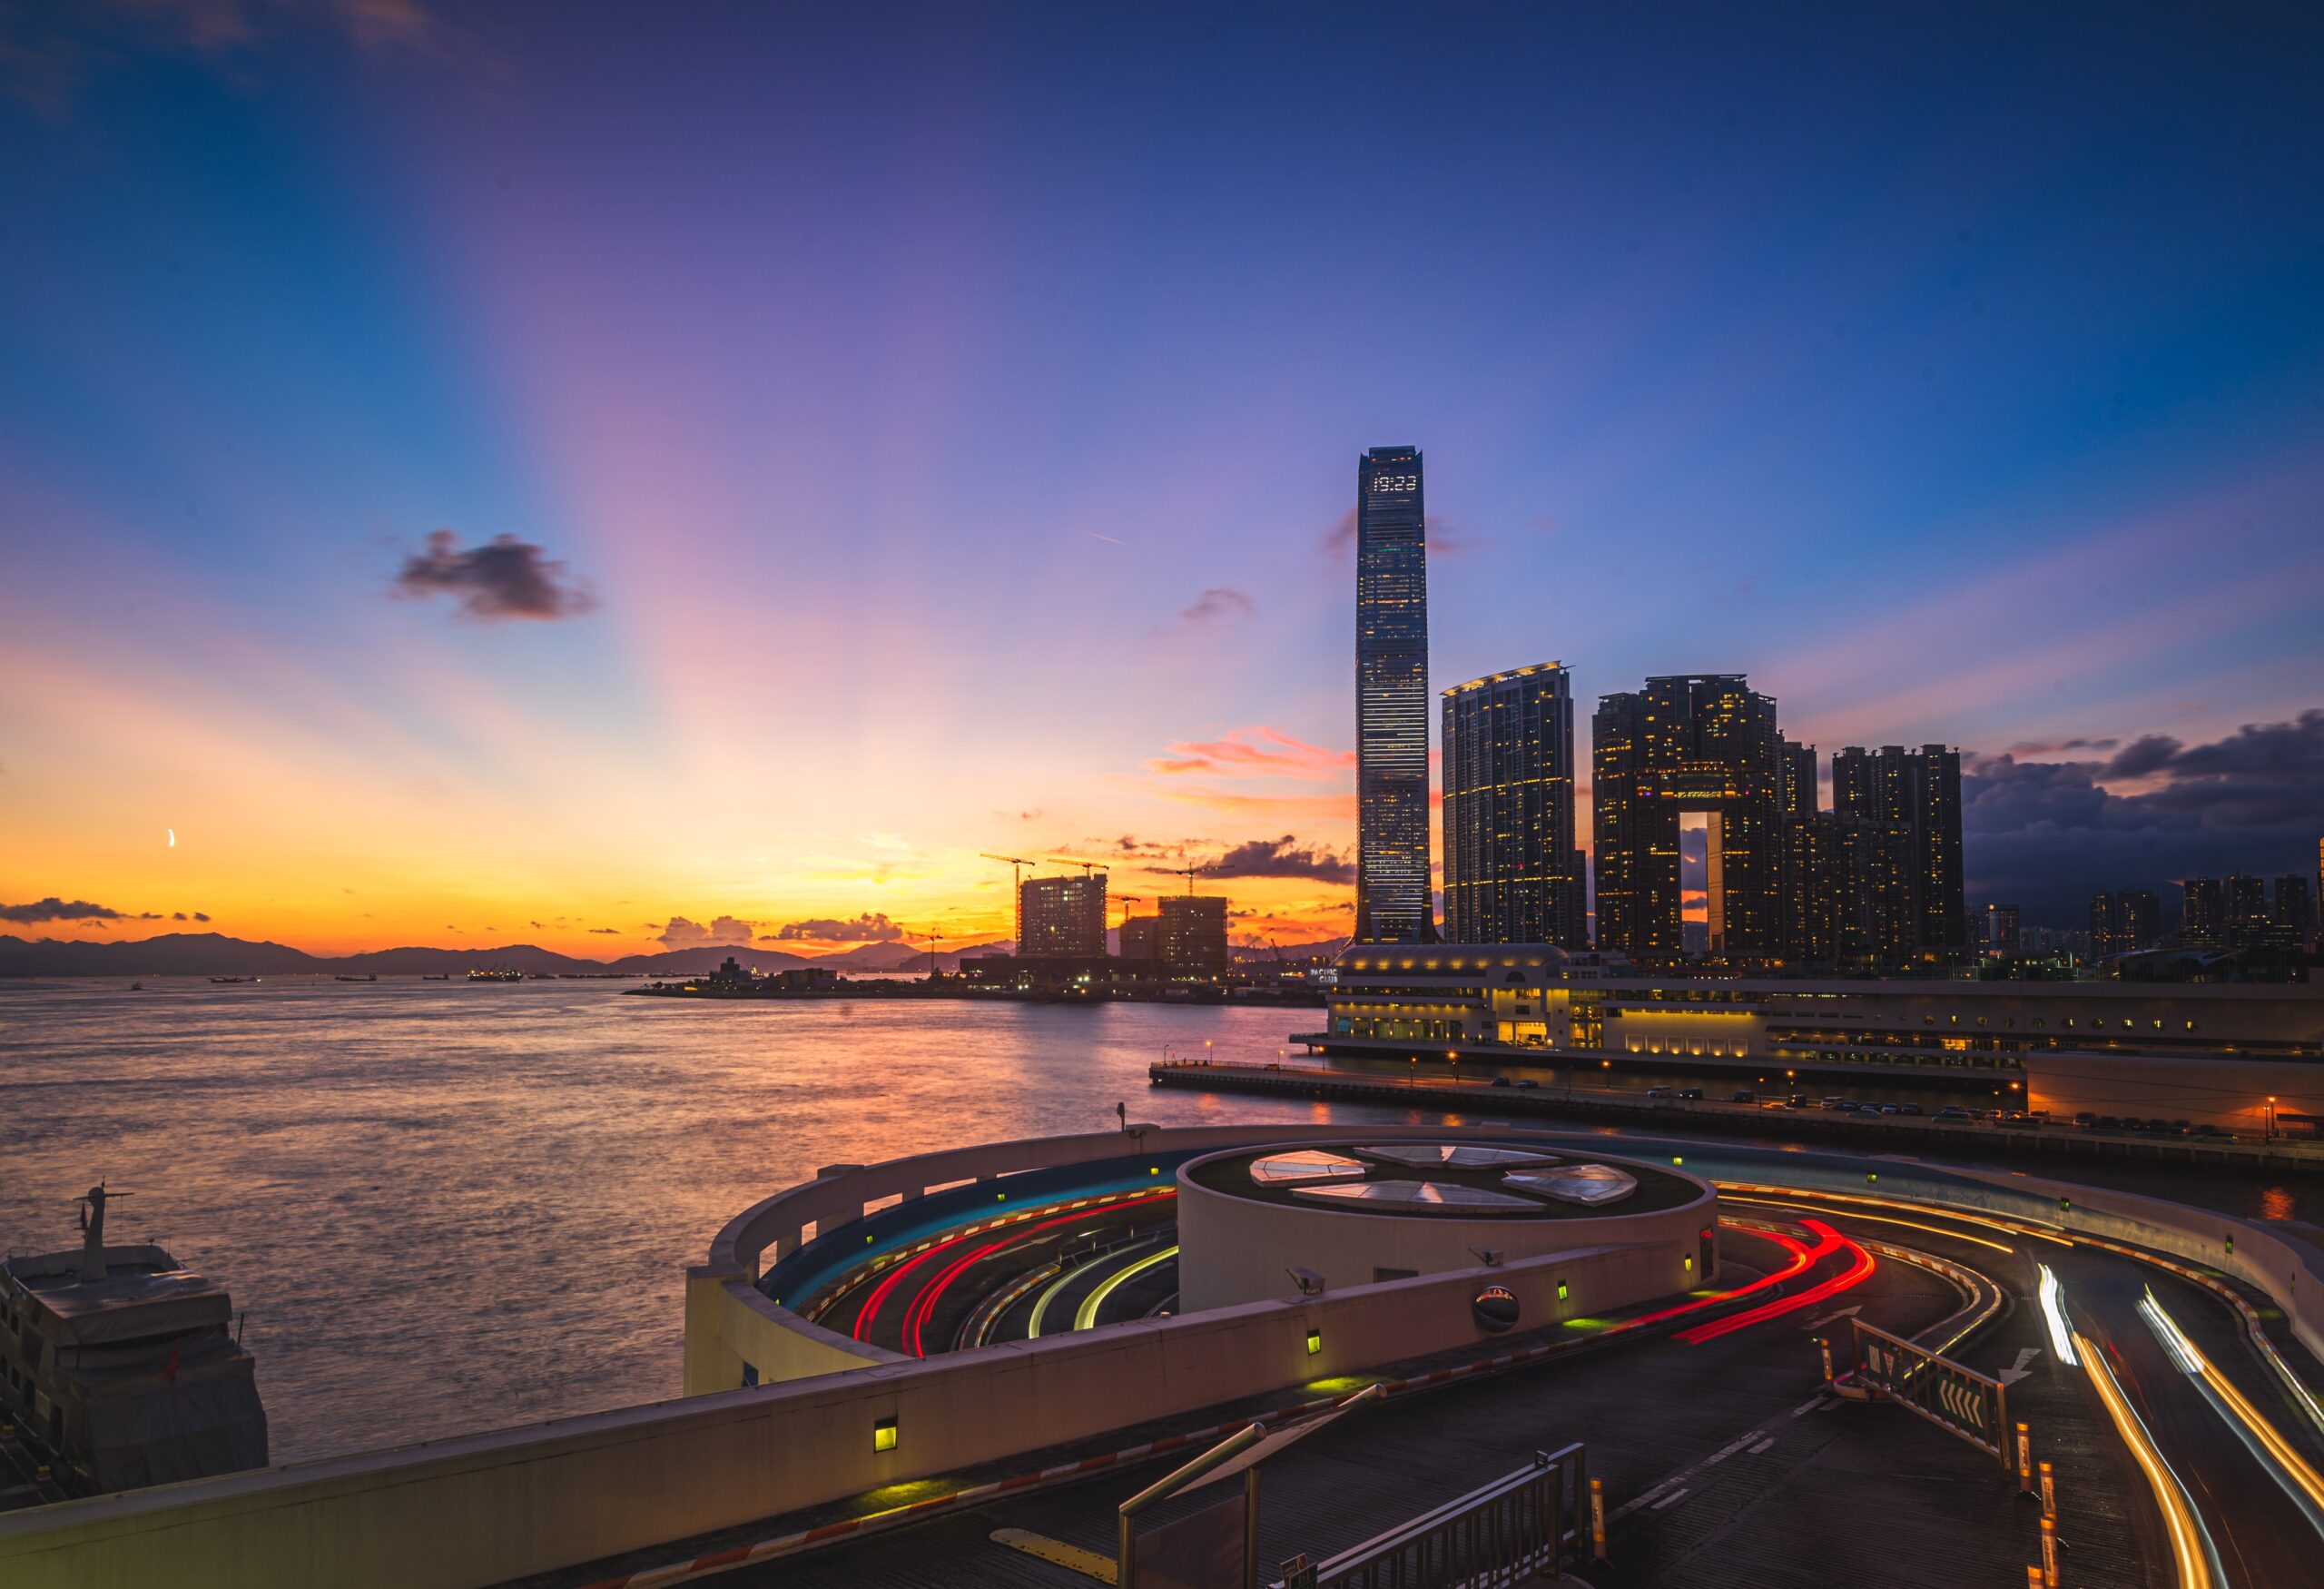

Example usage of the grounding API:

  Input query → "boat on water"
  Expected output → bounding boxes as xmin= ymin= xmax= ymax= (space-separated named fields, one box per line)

xmin=467 ymin=967 xmax=524 ymax=982
xmin=0 ymin=1186 xmax=268 ymax=1495
xmin=333 ymin=973 xmax=378 ymax=982
xmin=206 ymin=976 xmax=259 ymax=985
xmin=422 ymin=972 xmax=451 ymax=981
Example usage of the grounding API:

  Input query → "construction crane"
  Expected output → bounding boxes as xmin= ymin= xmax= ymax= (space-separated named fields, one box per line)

xmin=913 ymin=927 xmax=947 ymax=982
xmin=980 ymin=854 xmax=1039 ymax=946
xmin=1113 ymin=894 xmax=1146 ymax=918
xmin=1042 ymin=856 xmax=1110 ymax=878
xmin=1165 ymin=861 xmax=1203 ymax=894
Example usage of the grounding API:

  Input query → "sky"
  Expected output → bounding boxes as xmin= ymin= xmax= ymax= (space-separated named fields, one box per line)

xmin=2 ymin=0 xmax=2321 ymax=953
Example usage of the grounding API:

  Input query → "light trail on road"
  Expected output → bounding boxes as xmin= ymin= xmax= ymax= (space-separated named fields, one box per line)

xmin=2078 ymin=1327 xmax=2227 ymax=1589
xmin=2140 ymin=1290 xmax=2324 ymax=1539
xmin=1075 ymin=1244 xmax=1179 ymax=1331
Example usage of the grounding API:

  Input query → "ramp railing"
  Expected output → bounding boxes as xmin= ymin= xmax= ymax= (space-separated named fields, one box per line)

xmin=1277 ymin=1442 xmax=1587 ymax=1589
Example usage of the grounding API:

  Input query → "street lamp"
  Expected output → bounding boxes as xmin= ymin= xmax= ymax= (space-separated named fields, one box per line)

xmin=2268 ymin=1095 xmax=2278 ymax=1142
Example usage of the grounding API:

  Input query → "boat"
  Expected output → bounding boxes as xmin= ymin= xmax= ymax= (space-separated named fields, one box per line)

xmin=206 ymin=977 xmax=259 ymax=985
xmin=0 ymin=1185 xmax=268 ymax=1495
xmin=127 ymin=982 xmax=143 ymax=992
xmin=467 ymin=968 xmax=524 ymax=982
xmin=422 ymin=973 xmax=451 ymax=981
xmin=333 ymin=973 xmax=378 ymax=982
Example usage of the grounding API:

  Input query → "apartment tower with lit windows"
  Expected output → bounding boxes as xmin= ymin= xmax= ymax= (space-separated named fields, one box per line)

xmin=1354 ymin=446 xmax=1433 ymax=943
xmin=1442 ymin=663 xmax=1583 ymax=946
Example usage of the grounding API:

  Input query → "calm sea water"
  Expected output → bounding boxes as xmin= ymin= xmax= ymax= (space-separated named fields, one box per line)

xmin=5 ymin=978 xmax=2309 ymax=1464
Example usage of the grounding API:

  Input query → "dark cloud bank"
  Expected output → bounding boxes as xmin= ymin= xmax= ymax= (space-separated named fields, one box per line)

xmin=1966 ymin=709 xmax=2324 ymax=922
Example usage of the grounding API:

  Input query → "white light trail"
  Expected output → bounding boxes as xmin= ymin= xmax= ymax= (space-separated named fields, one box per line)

xmin=2036 ymin=1263 xmax=2081 ymax=1367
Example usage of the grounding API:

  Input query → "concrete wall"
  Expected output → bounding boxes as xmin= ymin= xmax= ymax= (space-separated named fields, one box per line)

xmin=2025 ymin=1050 xmax=2324 ymax=1133
xmin=1176 ymin=1148 xmax=1710 ymax=1311
xmin=0 ymin=1209 xmax=1675 ymax=1589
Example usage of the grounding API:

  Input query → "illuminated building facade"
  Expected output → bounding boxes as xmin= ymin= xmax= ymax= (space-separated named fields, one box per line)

xmin=2091 ymin=889 xmax=2162 ymax=958
xmin=1592 ymin=676 xmax=1784 ymax=962
xmin=1018 ymin=873 xmax=1107 ymax=958
xmin=2180 ymin=877 xmax=2225 ymax=947
xmin=1830 ymin=744 xmax=1966 ymax=962
xmin=1354 ymin=446 xmax=1433 ymax=943
xmin=1983 ymin=903 xmax=2021 ymax=958
xmin=1442 ymin=663 xmax=1582 ymax=947
xmin=2276 ymin=875 xmax=2318 ymax=948
xmin=2225 ymin=874 xmax=2271 ymax=947
xmin=1157 ymin=895 xmax=1229 ymax=979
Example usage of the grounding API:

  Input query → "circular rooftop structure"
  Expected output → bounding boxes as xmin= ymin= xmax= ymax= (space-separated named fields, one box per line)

xmin=1177 ymin=1138 xmax=1714 ymax=1313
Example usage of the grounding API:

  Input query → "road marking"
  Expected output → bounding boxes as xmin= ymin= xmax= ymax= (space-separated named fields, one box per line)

xmin=1802 ymin=1305 xmax=1864 ymax=1330
xmin=990 ymin=1528 xmax=1117 ymax=1583
xmin=1998 ymin=1347 xmax=2042 ymax=1387
xmin=1702 ymin=1429 xmax=1764 ymax=1466
xmin=1790 ymin=1396 xmax=1832 ymax=1419
xmin=1650 ymin=1487 xmax=1689 ymax=1510
xmin=1748 ymin=1437 xmax=1775 ymax=1454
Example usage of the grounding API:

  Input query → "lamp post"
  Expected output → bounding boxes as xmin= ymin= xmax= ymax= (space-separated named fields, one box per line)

xmin=2268 ymin=1096 xmax=2278 ymax=1142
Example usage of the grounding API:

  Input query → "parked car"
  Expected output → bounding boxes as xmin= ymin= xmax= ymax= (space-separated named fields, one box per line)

xmin=1896 ymin=1102 xmax=1923 ymax=1116
xmin=1678 ymin=1088 xmax=1704 ymax=1101
xmin=1490 ymin=1075 xmax=1512 ymax=1088
xmin=1875 ymin=1103 xmax=1900 ymax=1115
xmin=1646 ymin=1085 xmax=1673 ymax=1099
xmin=2097 ymin=1116 xmax=2124 ymax=1130
xmin=2073 ymin=1111 xmax=2098 ymax=1127
xmin=1513 ymin=1078 xmax=1540 ymax=1090
xmin=1731 ymin=1089 xmax=1757 ymax=1104
xmin=1785 ymin=1092 xmax=1809 ymax=1109
xmin=1936 ymin=1105 xmax=1971 ymax=1120
xmin=1820 ymin=1096 xmax=1849 ymax=1110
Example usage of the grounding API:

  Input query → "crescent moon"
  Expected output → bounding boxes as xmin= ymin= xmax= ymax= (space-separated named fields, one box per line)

xmin=167 ymin=828 xmax=175 ymax=847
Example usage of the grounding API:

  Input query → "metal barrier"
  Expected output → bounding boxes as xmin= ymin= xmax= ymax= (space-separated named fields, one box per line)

xmin=1280 ymin=1443 xmax=1586 ymax=1589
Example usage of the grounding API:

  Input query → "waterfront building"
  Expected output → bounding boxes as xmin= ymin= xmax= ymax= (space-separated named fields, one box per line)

xmin=1830 ymin=744 xmax=1966 ymax=962
xmin=2181 ymin=877 xmax=2225 ymax=947
xmin=1441 ymin=662 xmax=1581 ymax=947
xmin=1354 ymin=445 xmax=1433 ymax=943
xmin=1592 ymin=675 xmax=1785 ymax=962
xmin=1310 ymin=942 xmax=2324 ymax=1130
xmin=1157 ymin=895 xmax=1229 ymax=979
xmin=1018 ymin=873 xmax=1107 ymax=958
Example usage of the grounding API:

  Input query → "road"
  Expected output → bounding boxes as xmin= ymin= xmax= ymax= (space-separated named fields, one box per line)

xmin=808 ymin=1189 xmax=1181 ymax=1357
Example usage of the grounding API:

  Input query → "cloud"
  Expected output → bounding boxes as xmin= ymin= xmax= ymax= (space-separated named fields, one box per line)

xmin=1177 ymin=587 xmax=1254 ymax=626
xmin=587 ymin=926 xmax=620 ymax=934
xmin=766 ymin=913 xmax=905 ymax=943
xmin=1145 ymin=726 xmax=1355 ymax=782
xmin=391 ymin=530 xmax=596 ymax=621
xmin=2004 ymin=737 xmax=2119 ymax=758
xmin=1202 ymin=835 xmax=1356 ymax=885
xmin=1965 ymin=708 xmax=2324 ymax=920
xmin=655 ymin=914 xmax=756 ymax=948
xmin=2 ymin=1 xmax=437 ymax=113
xmin=1085 ymin=531 xmax=1127 ymax=546
xmin=0 ymin=897 xmax=123 ymax=923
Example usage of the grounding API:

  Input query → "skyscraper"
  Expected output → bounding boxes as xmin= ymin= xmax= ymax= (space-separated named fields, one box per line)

xmin=2118 ymin=888 xmax=2161 ymax=952
xmin=1593 ymin=675 xmax=1785 ymax=961
xmin=2224 ymin=874 xmax=2270 ymax=947
xmin=1442 ymin=662 xmax=1581 ymax=946
xmin=1157 ymin=895 xmax=1228 ymax=979
xmin=2275 ymin=874 xmax=2318 ymax=946
xmin=1017 ymin=873 xmax=1107 ymax=957
xmin=1830 ymin=744 xmax=1966 ymax=962
xmin=1354 ymin=446 xmax=1432 ymax=943
xmin=2180 ymin=877 xmax=2224 ymax=946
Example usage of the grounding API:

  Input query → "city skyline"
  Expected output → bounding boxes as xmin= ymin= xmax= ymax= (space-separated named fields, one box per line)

xmin=5 ymin=6 xmax=2324 ymax=956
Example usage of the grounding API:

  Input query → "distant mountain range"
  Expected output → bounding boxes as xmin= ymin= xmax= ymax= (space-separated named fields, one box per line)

xmin=0 ymin=932 xmax=1011 ymax=979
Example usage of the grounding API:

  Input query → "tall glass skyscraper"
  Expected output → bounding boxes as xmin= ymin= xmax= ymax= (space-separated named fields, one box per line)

xmin=1443 ymin=663 xmax=1581 ymax=945
xmin=1354 ymin=446 xmax=1432 ymax=943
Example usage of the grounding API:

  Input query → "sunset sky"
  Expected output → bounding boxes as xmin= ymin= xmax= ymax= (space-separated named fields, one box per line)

xmin=4 ymin=3 xmax=2322 ymax=954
